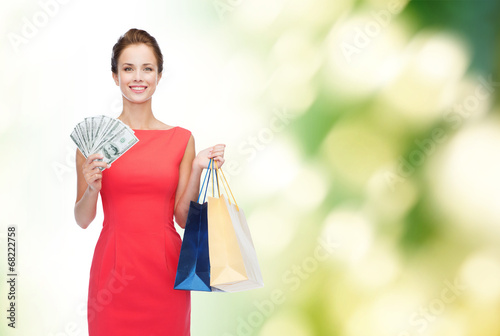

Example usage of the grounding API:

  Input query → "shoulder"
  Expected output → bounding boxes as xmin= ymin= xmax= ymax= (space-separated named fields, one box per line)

xmin=172 ymin=126 xmax=194 ymax=154
xmin=173 ymin=126 xmax=193 ymax=144
xmin=173 ymin=126 xmax=192 ymax=137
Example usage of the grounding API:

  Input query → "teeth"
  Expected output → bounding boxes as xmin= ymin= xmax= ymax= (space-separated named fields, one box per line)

xmin=131 ymin=86 xmax=146 ymax=90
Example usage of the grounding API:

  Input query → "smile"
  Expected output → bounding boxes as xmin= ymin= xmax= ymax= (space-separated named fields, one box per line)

xmin=130 ymin=86 xmax=147 ymax=93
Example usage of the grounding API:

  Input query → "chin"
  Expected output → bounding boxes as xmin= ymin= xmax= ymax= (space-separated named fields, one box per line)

xmin=122 ymin=94 xmax=154 ymax=104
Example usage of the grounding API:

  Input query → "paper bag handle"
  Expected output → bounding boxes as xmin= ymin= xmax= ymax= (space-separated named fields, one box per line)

xmin=213 ymin=159 xmax=239 ymax=211
xmin=197 ymin=158 xmax=213 ymax=204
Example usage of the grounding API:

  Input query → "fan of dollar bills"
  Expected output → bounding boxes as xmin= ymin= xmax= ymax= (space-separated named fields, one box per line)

xmin=70 ymin=115 xmax=139 ymax=171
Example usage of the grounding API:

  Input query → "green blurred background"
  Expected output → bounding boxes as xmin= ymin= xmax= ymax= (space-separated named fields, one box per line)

xmin=1 ymin=0 xmax=500 ymax=335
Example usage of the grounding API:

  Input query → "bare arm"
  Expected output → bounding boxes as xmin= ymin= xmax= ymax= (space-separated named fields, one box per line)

xmin=174 ymin=135 xmax=225 ymax=228
xmin=74 ymin=150 xmax=109 ymax=229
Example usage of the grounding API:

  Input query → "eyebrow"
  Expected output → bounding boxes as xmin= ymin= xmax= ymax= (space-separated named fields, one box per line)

xmin=122 ymin=63 xmax=155 ymax=67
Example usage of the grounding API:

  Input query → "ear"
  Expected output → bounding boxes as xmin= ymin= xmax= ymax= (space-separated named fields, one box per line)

xmin=156 ymin=72 xmax=162 ymax=85
xmin=112 ymin=72 xmax=119 ymax=86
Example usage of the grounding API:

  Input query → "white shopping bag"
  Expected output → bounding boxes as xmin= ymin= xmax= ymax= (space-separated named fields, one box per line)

xmin=208 ymin=161 xmax=264 ymax=292
xmin=212 ymin=195 xmax=264 ymax=292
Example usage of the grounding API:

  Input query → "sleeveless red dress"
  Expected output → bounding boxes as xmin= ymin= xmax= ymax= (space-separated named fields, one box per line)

xmin=87 ymin=126 xmax=191 ymax=336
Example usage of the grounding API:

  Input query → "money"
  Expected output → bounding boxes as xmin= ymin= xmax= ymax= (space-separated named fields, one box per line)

xmin=70 ymin=115 xmax=139 ymax=171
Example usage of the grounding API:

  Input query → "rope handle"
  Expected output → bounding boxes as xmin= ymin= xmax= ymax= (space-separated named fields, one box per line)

xmin=197 ymin=159 xmax=212 ymax=204
xmin=213 ymin=159 xmax=239 ymax=211
xmin=211 ymin=158 xmax=220 ymax=198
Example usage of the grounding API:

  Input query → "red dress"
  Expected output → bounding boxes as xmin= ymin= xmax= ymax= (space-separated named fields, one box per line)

xmin=87 ymin=126 xmax=191 ymax=336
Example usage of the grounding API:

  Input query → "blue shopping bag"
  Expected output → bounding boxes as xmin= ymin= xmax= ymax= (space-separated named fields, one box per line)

xmin=174 ymin=160 xmax=215 ymax=291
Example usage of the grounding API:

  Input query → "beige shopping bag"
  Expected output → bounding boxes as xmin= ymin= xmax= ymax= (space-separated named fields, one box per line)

xmin=207 ymin=160 xmax=264 ymax=292
xmin=207 ymin=195 xmax=247 ymax=286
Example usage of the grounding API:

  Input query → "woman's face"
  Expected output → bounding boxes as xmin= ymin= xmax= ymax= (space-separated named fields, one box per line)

xmin=112 ymin=43 xmax=162 ymax=104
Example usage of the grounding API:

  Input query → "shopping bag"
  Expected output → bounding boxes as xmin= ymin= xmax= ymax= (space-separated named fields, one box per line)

xmin=174 ymin=160 xmax=213 ymax=291
xmin=207 ymin=195 xmax=247 ymax=286
xmin=218 ymin=195 xmax=264 ymax=292
xmin=208 ymin=161 xmax=264 ymax=292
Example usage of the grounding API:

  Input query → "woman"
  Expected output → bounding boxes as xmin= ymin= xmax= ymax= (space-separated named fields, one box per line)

xmin=74 ymin=28 xmax=225 ymax=336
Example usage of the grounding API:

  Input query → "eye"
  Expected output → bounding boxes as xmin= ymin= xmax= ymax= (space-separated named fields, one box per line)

xmin=144 ymin=67 xmax=153 ymax=71
xmin=124 ymin=67 xmax=133 ymax=71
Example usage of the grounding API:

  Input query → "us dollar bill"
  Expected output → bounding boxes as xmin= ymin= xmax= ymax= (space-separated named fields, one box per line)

xmin=93 ymin=126 xmax=138 ymax=170
xmin=70 ymin=115 xmax=139 ymax=167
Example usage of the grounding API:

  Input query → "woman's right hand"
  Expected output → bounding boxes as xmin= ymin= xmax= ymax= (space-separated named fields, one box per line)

xmin=82 ymin=153 xmax=109 ymax=192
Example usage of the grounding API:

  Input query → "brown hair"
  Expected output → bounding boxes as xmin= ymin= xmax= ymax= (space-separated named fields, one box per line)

xmin=111 ymin=28 xmax=164 ymax=74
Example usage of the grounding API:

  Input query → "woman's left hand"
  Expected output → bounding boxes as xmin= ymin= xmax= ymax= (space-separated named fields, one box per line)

xmin=193 ymin=144 xmax=226 ymax=170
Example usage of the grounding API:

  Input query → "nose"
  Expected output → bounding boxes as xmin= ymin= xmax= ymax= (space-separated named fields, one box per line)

xmin=134 ymin=69 xmax=142 ymax=81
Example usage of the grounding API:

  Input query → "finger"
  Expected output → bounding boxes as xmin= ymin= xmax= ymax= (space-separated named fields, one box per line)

xmin=86 ymin=153 xmax=104 ymax=164
xmin=84 ymin=158 xmax=108 ymax=169
xmin=91 ymin=160 xmax=109 ymax=169
xmin=212 ymin=145 xmax=225 ymax=153
xmin=215 ymin=144 xmax=226 ymax=151
xmin=214 ymin=156 xmax=225 ymax=166
xmin=84 ymin=165 xmax=105 ymax=176
xmin=83 ymin=160 xmax=107 ymax=171
xmin=209 ymin=148 xmax=225 ymax=157
xmin=89 ymin=176 xmax=100 ymax=184
xmin=208 ymin=154 xmax=223 ymax=160
xmin=208 ymin=150 xmax=221 ymax=156
xmin=87 ymin=172 xmax=102 ymax=183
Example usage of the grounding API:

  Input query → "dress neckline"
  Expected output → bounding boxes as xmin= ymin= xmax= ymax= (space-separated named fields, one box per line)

xmin=132 ymin=126 xmax=178 ymax=131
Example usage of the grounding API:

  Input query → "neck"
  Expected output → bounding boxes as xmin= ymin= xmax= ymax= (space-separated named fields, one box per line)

xmin=118 ymin=97 xmax=156 ymax=129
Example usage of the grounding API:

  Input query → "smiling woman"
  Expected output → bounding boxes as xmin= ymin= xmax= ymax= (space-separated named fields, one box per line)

xmin=73 ymin=28 xmax=226 ymax=336
xmin=112 ymin=46 xmax=161 ymax=103
xmin=110 ymin=29 xmax=164 ymax=106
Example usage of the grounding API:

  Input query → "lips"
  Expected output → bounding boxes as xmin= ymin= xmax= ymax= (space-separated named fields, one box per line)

xmin=129 ymin=86 xmax=147 ymax=93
